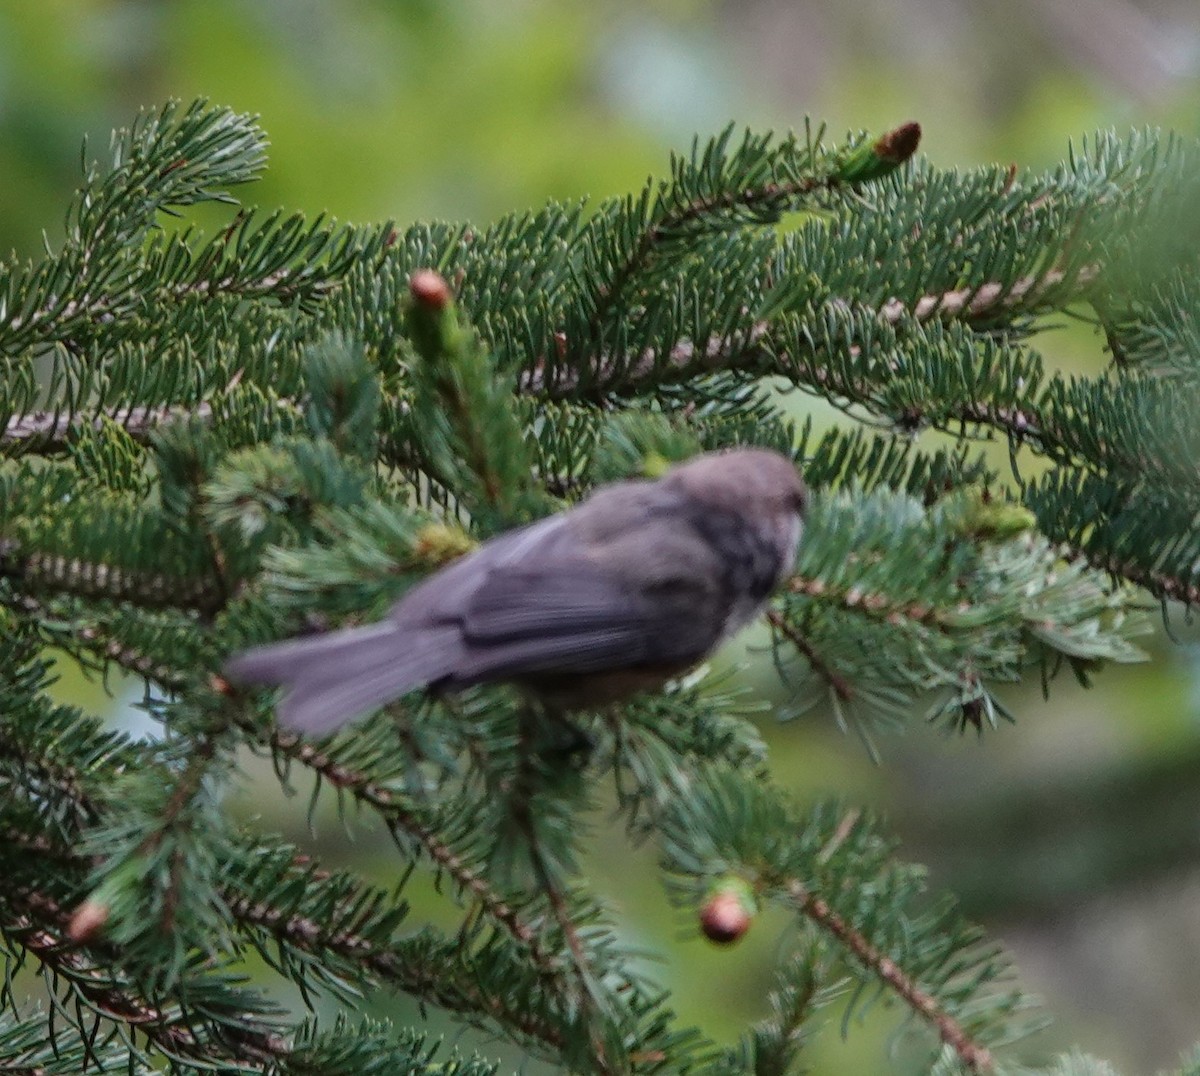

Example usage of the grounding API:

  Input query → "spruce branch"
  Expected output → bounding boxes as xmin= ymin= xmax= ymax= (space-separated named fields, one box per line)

xmin=0 ymin=589 xmax=204 ymax=692
xmin=660 ymin=774 xmax=1030 ymax=1072
xmin=785 ymin=879 xmax=993 ymax=1073
xmin=509 ymin=712 xmax=620 ymax=1073
xmin=581 ymin=123 xmax=920 ymax=352
xmin=218 ymin=847 xmax=570 ymax=1060
xmin=518 ymin=266 xmax=1095 ymax=401
xmin=1 ymin=885 xmax=288 ymax=1071
xmin=283 ymin=1019 xmax=500 ymax=1076
xmin=725 ymin=947 xmax=843 ymax=1076
xmin=405 ymin=268 xmax=545 ymax=528
xmin=237 ymin=714 xmax=555 ymax=965
xmin=766 ymin=608 xmax=855 ymax=702
xmin=875 ymin=265 xmax=1099 ymax=325
xmin=5 ymin=100 xmax=1198 ymax=1073
xmin=0 ymin=1003 xmax=153 ymax=1075
xmin=1 ymin=736 xmax=568 ymax=1068
xmin=2 ymin=401 xmax=215 ymax=452
xmin=767 ymin=487 xmax=1145 ymax=736
xmin=0 ymin=101 xmax=266 ymax=356
xmin=1 ymin=542 xmax=225 ymax=616
xmin=1028 ymin=472 xmax=1200 ymax=609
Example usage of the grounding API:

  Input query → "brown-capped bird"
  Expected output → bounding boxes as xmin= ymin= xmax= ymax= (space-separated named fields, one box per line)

xmin=225 ymin=447 xmax=807 ymax=735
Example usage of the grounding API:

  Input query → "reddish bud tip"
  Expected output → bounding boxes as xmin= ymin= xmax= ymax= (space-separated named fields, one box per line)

xmin=67 ymin=899 xmax=109 ymax=943
xmin=874 ymin=121 xmax=921 ymax=164
xmin=409 ymin=269 xmax=453 ymax=310
xmin=700 ymin=886 xmax=755 ymax=944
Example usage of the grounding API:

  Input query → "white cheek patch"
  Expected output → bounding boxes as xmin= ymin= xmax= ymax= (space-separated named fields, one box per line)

xmin=782 ymin=513 xmax=803 ymax=575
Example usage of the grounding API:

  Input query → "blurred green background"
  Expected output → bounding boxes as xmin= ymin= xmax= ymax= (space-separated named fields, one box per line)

xmin=5 ymin=0 xmax=1200 ymax=1071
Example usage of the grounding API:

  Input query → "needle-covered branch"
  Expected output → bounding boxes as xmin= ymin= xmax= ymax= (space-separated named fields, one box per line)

xmin=3 ymin=100 xmax=1197 ymax=1074
xmin=659 ymin=771 xmax=1032 ymax=1072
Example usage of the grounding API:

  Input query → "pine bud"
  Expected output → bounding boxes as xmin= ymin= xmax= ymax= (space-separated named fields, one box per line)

xmin=943 ymin=486 xmax=1037 ymax=540
xmin=873 ymin=121 xmax=922 ymax=165
xmin=409 ymin=269 xmax=453 ymax=310
xmin=412 ymin=522 xmax=476 ymax=567
xmin=67 ymin=899 xmax=109 ymax=943
xmin=836 ymin=122 xmax=922 ymax=183
xmin=700 ymin=878 xmax=756 ymax=944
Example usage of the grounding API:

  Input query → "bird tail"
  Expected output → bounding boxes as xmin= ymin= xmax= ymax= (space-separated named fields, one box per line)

xmin=224 ymin=620 xmax=456 ymax=736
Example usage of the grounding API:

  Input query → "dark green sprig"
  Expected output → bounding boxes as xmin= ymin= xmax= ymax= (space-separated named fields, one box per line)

xmin=0 ymin=1005 xmax=153 ymax=1075
xmin=660 ymin=774 xmax=1034 ymax=1071
xmin=772 ymin=485 xmax=1146 ymax=741
xmin=834 ymin=121 xmax=921 ymax=182
xmin=405 ymin=268 xmax=546 ymax=529
xmin=0 ymin=101 xmax=266 ymax=357
xmin=285 ymin=1019 xmax=499 ymax=1076
xmin=302 ymin=332 xmax=382 ymax=461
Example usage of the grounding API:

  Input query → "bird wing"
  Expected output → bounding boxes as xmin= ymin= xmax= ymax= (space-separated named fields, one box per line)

xmin=446 ymin=555 xmax=723 ymax=684
xmin=387 ymin=495 xmax=727 ymax=687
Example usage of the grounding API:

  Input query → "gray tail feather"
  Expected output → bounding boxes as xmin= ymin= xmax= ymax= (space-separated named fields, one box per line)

xmin=225 ymin=621 xmax=400 ymax=686
xmin=225 ymin=621 xmax=460 ymax=736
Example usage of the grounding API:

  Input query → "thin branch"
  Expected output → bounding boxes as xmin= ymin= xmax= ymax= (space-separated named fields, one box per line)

xmin=511 ymin=711 xmax=615 ymax=1075
xmin=2 ymin=805 xmax=570 ymax=1061
xmin=1061 ymin=542 xmax=1200 ymax=608
xmin=2 ymin=886 xmax=287 ymax=1068
xmin=0 ymin=591 xmax=190 ymax=690
xmin=252 ymin=720 xmax=557 ymax=969
xmin=1 ymin=261 xmax=335 ymax=356
xmin=786 ymin=879 xmax=994 ymax=1073
xmin=876 ymin=266 xmax=1096 ymax=324
xmin=2 ymin=268 xmax=1093 ymax=442
xmin=588 ymin=175 xmax=832 ymax=341
xmin=521 ymin=267 xmax=1096 ymax=398
xmin=786 ymin=573 xmax=958 ymax=632
xmin=0 ymin=729 xmax=92 ymax=826
xmin=1 ymin=546 xmax=225 ymax=617
xmin=766 ymin=608 xmax=855 ymax=701
xmin=222 ymin=884 xmax=567 ymax=1055
xmin=130 ymin=736 xmax=218 ymax=939
xmin=2 ymin=402 xmax=213 ymax=452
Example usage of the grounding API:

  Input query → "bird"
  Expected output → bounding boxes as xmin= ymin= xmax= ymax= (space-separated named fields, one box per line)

xmin=225 ymin=447 xmax=807 ymax=736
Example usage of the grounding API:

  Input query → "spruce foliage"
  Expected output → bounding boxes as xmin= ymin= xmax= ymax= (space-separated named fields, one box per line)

xmin=2 ymin=100 xmax=1198 ymax=1074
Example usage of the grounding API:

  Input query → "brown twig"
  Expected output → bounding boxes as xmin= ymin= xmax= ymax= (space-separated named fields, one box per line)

xmin=1 ymin=546 xmax=225 ymax=617
xmin=1 ymin=591 xmax=189 ymax=693
xmin=766 ymin=608 xmax=855 ymax=701
xmin=1062 ymin=543 xmax=1200 ymax=608
xmin=786 ymin=879 xmax=994 ymax=1072
xmin=520 ymin=267 xmax=1097 ymax=398
xmin=2 ymin=402 xmax=214 ymax=452
xmin=786 ymin=573 xmax=961 ymax=632
xmin=877 ymin=266 xmax=1095 ymax=324
xmin=511 ymin=711 xmax=616 ymax=1075
xmin=223 ymin=884 xmax=567 ymax=1054
xmin=3 ymin=886 xmax=287 ymax=1068
xmin=258 ymin=721 xmax=556 ymax=967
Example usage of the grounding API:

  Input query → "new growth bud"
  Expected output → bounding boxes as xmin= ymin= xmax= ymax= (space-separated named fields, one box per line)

xmin=408 ymin=269 xmax=453 ymax=310
xmin=699 ymin=877 xmax=757 ymax=944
